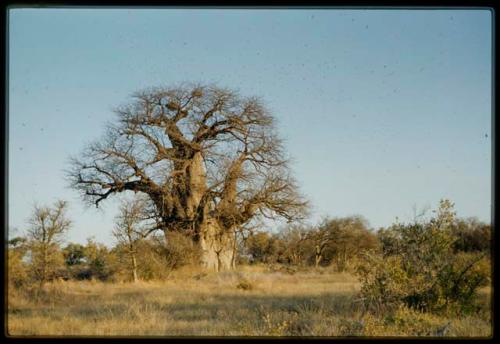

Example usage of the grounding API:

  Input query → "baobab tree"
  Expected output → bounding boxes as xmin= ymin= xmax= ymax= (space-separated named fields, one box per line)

xmin=68 ymin=83 xmax=307 ymax=271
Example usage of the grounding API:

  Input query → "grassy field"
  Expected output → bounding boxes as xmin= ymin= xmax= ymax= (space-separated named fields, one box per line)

xmin=7 ymin=265 xmax=492 ymax=337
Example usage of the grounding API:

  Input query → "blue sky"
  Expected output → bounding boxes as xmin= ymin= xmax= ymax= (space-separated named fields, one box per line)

xmin=8 ymin=8 xmax=492 ymax=246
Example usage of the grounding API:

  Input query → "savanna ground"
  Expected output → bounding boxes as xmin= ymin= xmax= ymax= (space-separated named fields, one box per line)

xmin=7 ymin=265 xmax=492 ymax=338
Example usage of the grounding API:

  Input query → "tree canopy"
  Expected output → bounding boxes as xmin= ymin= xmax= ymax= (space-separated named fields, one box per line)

xmin=68 ymin=83 xmax=307 ymax=270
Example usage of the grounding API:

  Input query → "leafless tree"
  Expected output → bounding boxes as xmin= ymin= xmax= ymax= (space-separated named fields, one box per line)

xmin=306 ymin=222 xmax=336 ymax=268
xmin=27 ymin=200 xmax=71 ymax=286
xmin=113 ymin=196 xmax=152 ymax=282
xmin=68 ymin=83 xmax=308 ymax=271
xmin=320 ymin=216 xmax=378 ymax=271
xmin=278 ymin=224 xmax=311 ymax=266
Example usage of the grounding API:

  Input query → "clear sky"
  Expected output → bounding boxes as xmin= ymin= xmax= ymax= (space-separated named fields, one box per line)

xmin=8 ymin=8 xmax=492 ymax=246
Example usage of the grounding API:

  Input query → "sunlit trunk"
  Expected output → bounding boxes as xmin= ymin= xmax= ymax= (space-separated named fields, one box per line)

xmin=185 ymin=152 xmax=206 ymax=218
xmin=131 ymin=254 xmax=138 ymax=283
xmin=199 ymin=218 xmax=235 ymax=271
xmin=315 ymin=245 xmax=322 ymax=267
xmin=40 ymin=244 xmax=48 ymax=287
xmin=315 ymin=254 xmax=322 ymax=268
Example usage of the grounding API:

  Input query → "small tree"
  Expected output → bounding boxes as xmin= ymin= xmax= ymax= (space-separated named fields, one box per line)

xmin=316 ymin=216 xmax=378 ymax=271
xmin=113 ymin=197 xmax=151 ymax=282
xmin=245 ymin=231 xmax=274 ymax=263
xmin=26 ymin=200 xmax=71 ymax=286
xmin=278 ymin=225 xmax=311 ymax=266
xmin=304 ymin=221 xmax=336 ymax=267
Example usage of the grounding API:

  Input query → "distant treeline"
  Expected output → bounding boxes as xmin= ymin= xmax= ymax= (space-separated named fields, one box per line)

xmin=7 ymin=202 xmax=491 ymax=286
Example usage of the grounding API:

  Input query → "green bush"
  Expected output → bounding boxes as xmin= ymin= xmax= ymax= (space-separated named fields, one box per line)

xmin=356 ymin=253 xmax=409 ymax=313
xmin=245 ymin=232 xmax=276 ymax=264
xmin=8 ymin=248 xmax=29 ymax=288
xmin=451 ymin=218 xmax=491 ymax=253
xmin=63 ymin=243 xmax=86 ymax=266
xmin=356 ymin=200 xmax=490 ymax=315
xmin=437 ymin=252 xmax=491 ymax=314
xmin=82 ymin=238 xmax=117 ymax=281
xmin=382 ymin=305 xmax=450 ymax=336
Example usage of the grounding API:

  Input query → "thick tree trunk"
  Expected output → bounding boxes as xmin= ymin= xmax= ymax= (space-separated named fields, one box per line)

xmin=198 ymin=218 xmax=235 ymax=271
xmin=185 ymin=151 xmax=206 ymax=218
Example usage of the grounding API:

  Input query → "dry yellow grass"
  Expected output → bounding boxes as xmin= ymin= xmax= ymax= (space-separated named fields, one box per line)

xmin=7 ymin=266 xmax=492 ymax=337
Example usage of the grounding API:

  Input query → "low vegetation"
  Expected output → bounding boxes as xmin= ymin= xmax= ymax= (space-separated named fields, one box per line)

xmin=7 ymin=266 xmax=491 ymax=337
xmin=7 ymin=199 xmax=492 ymax=337
xmin=357 ymin=200 xmax=491 ymax=316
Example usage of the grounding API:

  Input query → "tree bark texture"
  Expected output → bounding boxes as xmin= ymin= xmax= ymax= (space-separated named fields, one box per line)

xmin=198 ymin=218 xmax=235 ymax=271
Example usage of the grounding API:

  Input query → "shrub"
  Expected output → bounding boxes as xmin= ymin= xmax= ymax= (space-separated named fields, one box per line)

xmin=338 ymin=318 xmax=365 ymax=336
xmin=356 ymin=200 xmax=490 ymax=315
xmin=8 ymin=248 xmax=29 ymax=288
xmin=83 ymin=238 xmax=117 ymax=281
xmin=356 ymin=253 xmax=409 ymax=314
xmin=113 ymin=232 xmax=201 ymax=281
xmin=117 ymin=237 xmax=171 ymax=281
xmin=382 ymin=305 xmax=449 ymax=336
xmin=236 ymin=278 xmax=254 ymax=291
xmin=451 ymin=218 xmax=491 ymax=253
xmin=163 ymin=231 xmax=201 ymax=269
xmin=28 ymin=243 xmax=66 ymax=284
xmin=437 ymin=252 xmax=491 ymax=314
xmin=63 ymin=243 xmax=86 ymax=266
xmin=245 ymin=232 xmax=276 ymax=264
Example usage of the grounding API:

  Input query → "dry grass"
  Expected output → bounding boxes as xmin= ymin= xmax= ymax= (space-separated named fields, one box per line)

xmin=7 ymin=265 xmax=492 ymax=337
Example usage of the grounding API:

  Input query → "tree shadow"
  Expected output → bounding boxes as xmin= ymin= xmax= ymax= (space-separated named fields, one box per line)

xmin=154 ymin=291 xmax=359 ymax=323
